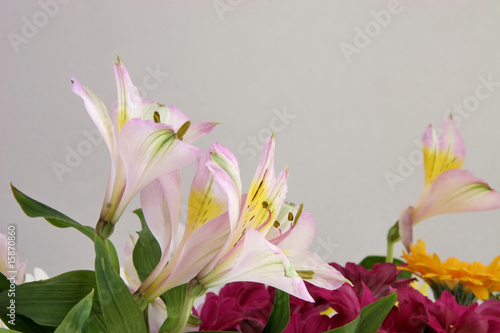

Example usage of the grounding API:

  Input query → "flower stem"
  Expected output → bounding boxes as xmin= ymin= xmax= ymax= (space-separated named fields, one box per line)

xmin=386 ymin=221 xmax=401 ymax=263
xmin=171 ymin=292 xmax=196 ymax=333
xmin=171 ymin=280 xmax=206 ymax=333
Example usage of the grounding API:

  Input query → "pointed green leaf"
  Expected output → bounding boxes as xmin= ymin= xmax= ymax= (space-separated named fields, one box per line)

xmin=82 ymin=314 xmax=108 ymax=333
xmin=0 ymin=271 xmax=95 ymax=327
xmin=11 ymin=184 xmax=94 ymax=239
xmin=0 ymin=312 xmax=54 ymax=333
xmin=54 ymin=290 xmax=94 ymax=333
xmin=94 ymin=235 xmax=147 ymax=333
xmin=263 ymin=289 xmax=290 ymax=333
xmin=11 ymin=185 xmax=119 ymax=271
xmin=132 ymin=209 xmax=161 ymax=282
xmin=325 ymin=292 xmax=397 ymax=333
xmin=158 ymin=284 xmax=188 ymax=332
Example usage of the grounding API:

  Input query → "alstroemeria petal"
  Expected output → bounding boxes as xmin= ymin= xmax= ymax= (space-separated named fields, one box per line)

xmin=182 ymin=122 xmax=220 ymax=144
xmin=185 ymin=150 xmax=229 ymax=233
xmin=283 ymin=249 xmax=348 ymax=290
xmin=423 ymin=117 xmax=465 ymax=185
xmin=242 ymin=137 xmax=277 ymax=226
xmin=141 ymin=102 xmax=189 ymax=131
xmin=145 ymin=214 xmax=230 ymax=298
xmin=269 ymin=210 xmax=316 ymax=251
xmin=148 ymin=299 xmax=168 ymax=333
xmin=72 ymin=78 xmax=121 ymax=212
xmin=208 ymin=144 xmax=242 ymax=230
xmin=398 ymin=206 xmax=414 ymax=251
xmin=71 ymin=78 xmax=117 ymax=156
xmin=114 ymin=56 xmax=143 ymax=130
xmin=116 ymin=118 xmax=201 ymax=221
xmin=140 ymin=171 xmax=181 ymax=260
xmin=204 ymin=230 xmax=314 ymax=302
xmin=414 ymin=169 xmax=500 ymax=223
xmin=120 ymin=234 xmax=141 ymax=291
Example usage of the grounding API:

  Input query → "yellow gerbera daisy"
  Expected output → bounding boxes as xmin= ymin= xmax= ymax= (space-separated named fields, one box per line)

xmin=399 ymin=239 xmax=500 ymax=305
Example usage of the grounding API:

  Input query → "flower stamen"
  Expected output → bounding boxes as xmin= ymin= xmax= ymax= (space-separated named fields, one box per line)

xmin=153 ymin=111 xmax=161 ymax=123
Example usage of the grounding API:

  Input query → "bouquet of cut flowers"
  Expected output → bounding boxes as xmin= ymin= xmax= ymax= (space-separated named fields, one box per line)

xmin=2 ymin=56 xmax=500 ymax=333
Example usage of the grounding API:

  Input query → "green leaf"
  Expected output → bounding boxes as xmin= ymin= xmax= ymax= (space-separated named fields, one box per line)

xmin=263 ymin=289 xmax=290 ymax=333
xmin=132 ymin=209 xmax=162 ymax=282
xmin=11 ymin=185 xmax=120 ymax=272
xmin=0 ymin=270 xmax=96 ymax=327
xmin=54 ymin=290 xmax=94 ymax=333
xmin=0 ymin=312 xmax=54 ymax=333
xmin=82 ymin=314 xmax=108 ymax=333
xmin=0 ymin=272 xmax=11 ymax=292
xmin=159 ymin=284 xmax=188 ymax=332
xmin=358 ymin=255 xmax=412 ymax=279
xmin=11 ymin=184 xmax=94 ymax=239
xmin=325 ymin=292 xmax=397 ymax=333
xmin=94 ymin=235 xmax=147 ymax=333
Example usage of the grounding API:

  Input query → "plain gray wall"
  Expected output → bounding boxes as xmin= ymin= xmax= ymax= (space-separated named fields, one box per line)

xmin=1 ymin=1 xmax=499 ymax=278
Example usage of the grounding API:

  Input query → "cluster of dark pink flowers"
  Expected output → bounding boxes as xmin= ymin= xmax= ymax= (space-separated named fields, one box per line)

xmin=194 ymin=262 xmax=500 ymax=333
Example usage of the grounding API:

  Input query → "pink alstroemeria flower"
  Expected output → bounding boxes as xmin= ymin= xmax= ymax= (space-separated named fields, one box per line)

xmin=137 ymin=137 xmax=348 ymax=309
xmin=398 ymin=117 xmax=500 ymax=250
xmin=71 ymin=56 xmax=217 ymax=238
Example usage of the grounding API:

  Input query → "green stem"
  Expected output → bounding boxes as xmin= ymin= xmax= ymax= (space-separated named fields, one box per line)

xmin=143 ymin=304 xmax=150 ymax=333
xmin=134 ymin=293 xmax=150 ymax=312
xmin=386 ymin=221 xmax=401 ymax=263
xmin=386 ymin=240 xmax=395 ymax=263
xmin=170 ymin=292 xmax=196 ymax=333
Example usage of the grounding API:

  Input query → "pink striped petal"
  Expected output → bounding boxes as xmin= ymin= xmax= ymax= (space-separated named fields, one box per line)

xmin=423 ymin=117 xmax=465 ymax=184
xmin=203 ymin=230 xmax=314 ymax=302
xmin=141 ymin=102 xmax=189 ymax=131
xmin=398 ymin=206 xmax=414 ymax=251
xmin=114 ymin=56 xmax=143 ymax=129
xmin=207 ymin=144 xmax=242 ymax=230
xmin=182 ymin=122 xmax=220 ymax=144
xmin=283 ymin=250 xmax=348 ymax=290
xmin=115 ymin=118 xmax=201 ymax=222
xmin=414 ymin=169 xmax=500 ymax=223
xmin=142 ymin=213 xmax=230 ymax=299
xmin=269 ymin=210 xmax=316 ymax=251
xmin=140 ymin=171 xmax=181 ymax=260
xmin=185 ymin=149 xmax=229 ymax=233
xmin=71 ymin=78 xmax=117 ymax=156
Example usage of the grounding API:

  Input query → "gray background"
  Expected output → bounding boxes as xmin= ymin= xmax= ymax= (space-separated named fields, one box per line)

xmin=1 ymin=1 xmax=499 ymax=278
